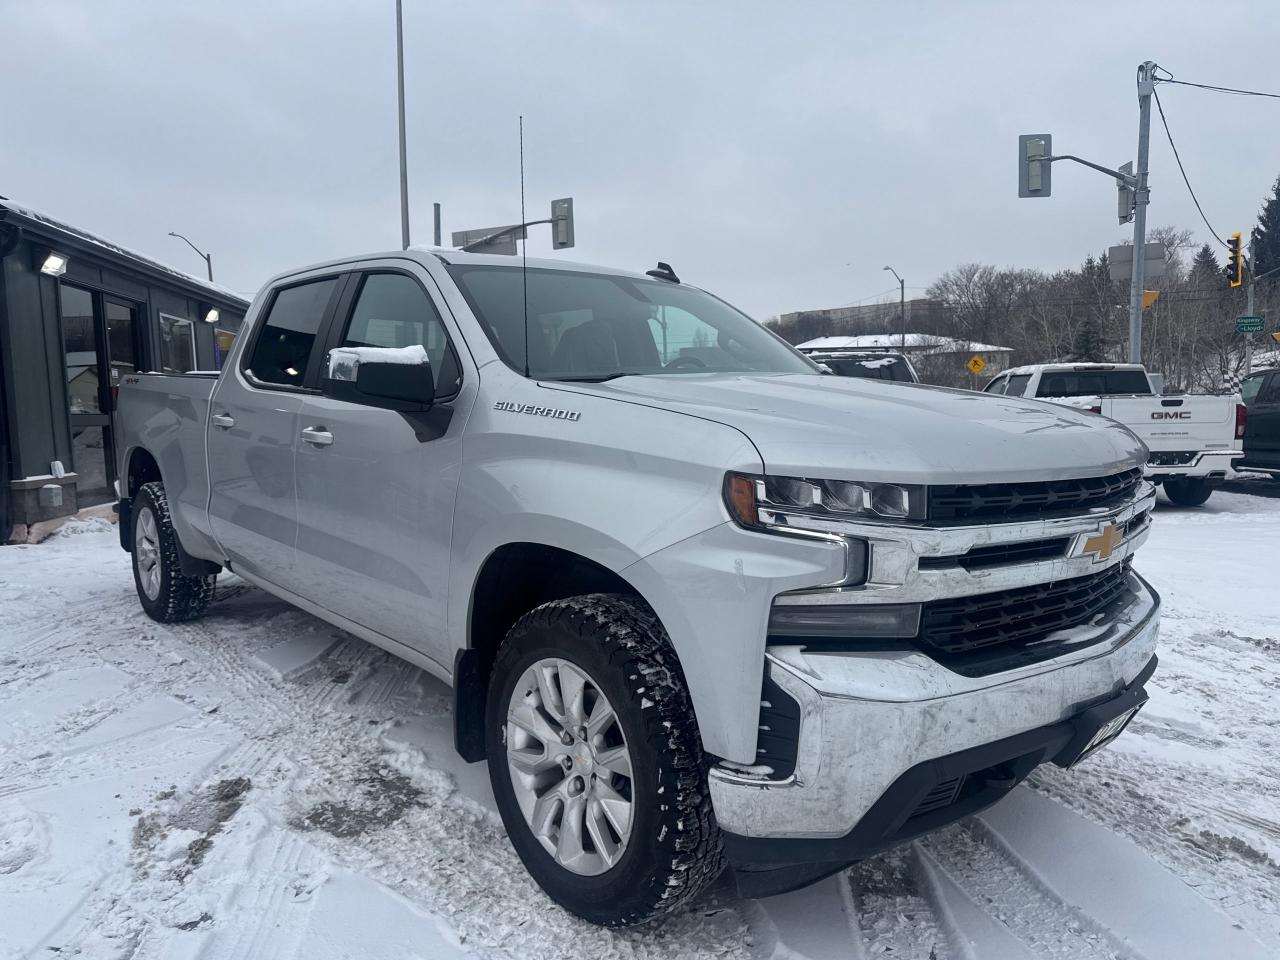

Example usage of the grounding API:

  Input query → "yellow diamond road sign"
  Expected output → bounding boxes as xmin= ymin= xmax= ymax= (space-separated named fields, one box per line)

xmin=967 ymin=354 xmax=986 ymax=375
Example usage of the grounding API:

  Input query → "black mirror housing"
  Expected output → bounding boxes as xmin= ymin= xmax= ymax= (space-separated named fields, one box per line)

xmin=321 ymin=347 xmax=435 ymax=412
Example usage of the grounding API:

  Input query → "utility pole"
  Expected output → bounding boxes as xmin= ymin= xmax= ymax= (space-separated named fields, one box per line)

xmin=883 ymin=265 xmax=906 ymax=348
xmin=395 ymin=0 xmax=410 ymax=249
xmin=1127 ymin=61 xmax=1157 ymax=364
xmin=1246 ymin=236 xmax=1255 ymax=376
xmin=433 ymin=202 xmax=442 ymax=246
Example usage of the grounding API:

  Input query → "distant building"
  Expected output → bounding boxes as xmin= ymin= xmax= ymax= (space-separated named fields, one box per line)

xmin=779 ymin=297 xmax=951 ymax=331
xmin=1 ymin=199 xmax=249 ymax=536
xmin=797 ymin=333 xmax=1013 ymax=379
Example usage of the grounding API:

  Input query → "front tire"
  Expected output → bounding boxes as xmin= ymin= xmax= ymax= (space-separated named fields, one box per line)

xmin=131 ymin=481 xmax=216 ymax=622
xmin=485 ymin=593 xmax=723 ymax=926
xmin=1164 ymin=477 xmax=1213 ymax=507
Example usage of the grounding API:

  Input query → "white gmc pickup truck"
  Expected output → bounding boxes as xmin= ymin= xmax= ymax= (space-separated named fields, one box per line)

xmin=985 ymin=362 xmax=1245 ymax=506
xmin=115 ymin=249 xmax=1160 ymax=925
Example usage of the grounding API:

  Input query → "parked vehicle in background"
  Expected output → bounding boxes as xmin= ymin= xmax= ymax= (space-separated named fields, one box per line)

xmin=115 ymin=249 xmax=1160 ymax=925
xmin=986 ymin=362 xmax=1244 ymax=506
xmin=1237 ymin=368 xmax=1280 ymax=475
xmin=796 ymin=346 xmax=919 ymax=383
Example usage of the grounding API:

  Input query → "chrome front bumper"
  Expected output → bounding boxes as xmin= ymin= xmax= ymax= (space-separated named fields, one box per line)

xmin=709 ymin=571 xmax=1160 ymax=843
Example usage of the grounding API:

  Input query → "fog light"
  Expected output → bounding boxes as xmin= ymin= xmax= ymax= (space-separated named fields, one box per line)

xmin=768 ymin=601 xmax=921 ymax=639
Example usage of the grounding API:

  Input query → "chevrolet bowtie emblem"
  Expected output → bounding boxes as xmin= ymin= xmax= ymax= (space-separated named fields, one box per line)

xmin=1083 ymin=523 xmax=1124 ymax=561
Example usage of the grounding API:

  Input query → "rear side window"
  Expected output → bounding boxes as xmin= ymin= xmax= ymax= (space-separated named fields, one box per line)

xmin=1004 ymin=374 xmax=1032 ymax=397
xmin=341 ymin=273 xmax=461 ymax=398
xmin=1036 ymin=370 xmax=1151 ymax=397
xmin=245 ymin=277 xmax=340 ymax=388
xmin=1260 ymin=374 xmax=1280 ymax=404
xmin=1241 ymin=375 xmax=1266 ymax=405
xmin=825 ymin=356 xmax=913 ymax=382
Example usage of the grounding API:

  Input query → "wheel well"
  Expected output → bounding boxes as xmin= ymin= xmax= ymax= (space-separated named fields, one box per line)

xmin=127 ymin=448 xmax=161 ymax=499
xmin=119 ymin=449 xmax=162 ymax=551
xmin=453 ymin=543 xmax=643 ymax=762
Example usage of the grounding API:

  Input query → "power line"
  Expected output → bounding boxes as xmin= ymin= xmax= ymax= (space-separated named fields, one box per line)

xmin=1150 ymin=85 xmax=1227 ymax=248
xmin=1157 ymin=77 xmax=1280 ymax=100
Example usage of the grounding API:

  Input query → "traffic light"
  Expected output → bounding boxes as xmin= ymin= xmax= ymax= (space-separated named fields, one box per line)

xmin=1227 ymin=232 xmax=1243 ymax=287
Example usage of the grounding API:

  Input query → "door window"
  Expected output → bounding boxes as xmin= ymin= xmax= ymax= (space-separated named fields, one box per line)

xmin=60 ymin=285 xmax=99 ymax=414
xmin=245 ymin=276 xmax=340 ymax=388
xmin=1004 ymin=374 xmax=1032 ymax=397
xmin=105 ymin=300 xmax=139 ymax=387
xmin=1259 ymin=374 xmax=1280 ymax=404
xmin=984 ymin=376 xmax=1007 ymax=395
xmin=159 ymin=314 xmax=197 ymax=373
xmin=340 ymin=273 xmax=461 ymax=397
xmin=1241 ymin=375 xmax=1267 ymax=405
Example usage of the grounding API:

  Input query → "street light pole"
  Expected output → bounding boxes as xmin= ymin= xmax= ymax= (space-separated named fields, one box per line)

xmin=395 ymin=0 xmax=411 ymax=250
xmin=883 ymin=265 xmax=906 ymax=348
xmin=167 ymin=231 xmax=213 ymax=282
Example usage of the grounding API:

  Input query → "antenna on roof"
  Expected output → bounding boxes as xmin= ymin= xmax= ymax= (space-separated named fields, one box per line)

xmin=646 ymin=262 xmax=680 ymax=283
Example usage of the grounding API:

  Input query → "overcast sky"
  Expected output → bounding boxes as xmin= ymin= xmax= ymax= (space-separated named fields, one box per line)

xmin=4 ymin=1 xmax=1280 ymax=319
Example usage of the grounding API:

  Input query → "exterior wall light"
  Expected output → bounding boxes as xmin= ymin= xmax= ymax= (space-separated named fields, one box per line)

xmin=40 ymin=252 xmax=68 ymax=276
xmin=204 ymin=308 xmax=220 ymax=324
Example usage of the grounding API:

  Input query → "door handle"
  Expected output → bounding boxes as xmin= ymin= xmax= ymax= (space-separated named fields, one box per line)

xmin=300 ymin=426 xmax=334 ymax=447
xmin=211 ymin=413 xmax=235 ymax=429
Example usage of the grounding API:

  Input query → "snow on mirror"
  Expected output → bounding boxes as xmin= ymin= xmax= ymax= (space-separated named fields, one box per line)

xmin=326 ymin=344 xmax=430 ymax=382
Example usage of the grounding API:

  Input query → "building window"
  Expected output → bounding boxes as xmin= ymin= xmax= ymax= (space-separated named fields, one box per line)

xmin=214 ymin=328 xmax=237 ymax=369
xmin=158 ymin=313 xmax=197 ymax=373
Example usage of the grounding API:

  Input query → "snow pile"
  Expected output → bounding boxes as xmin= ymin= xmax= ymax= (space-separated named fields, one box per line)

xmin=54 ymin=516 xmax=116 ymax=538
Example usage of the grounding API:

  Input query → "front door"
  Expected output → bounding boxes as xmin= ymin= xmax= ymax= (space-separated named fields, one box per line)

xmin=292 ymin=267 xmax=468 ymax=666
xmin=59 ymin=285 xmax=141 ymax=504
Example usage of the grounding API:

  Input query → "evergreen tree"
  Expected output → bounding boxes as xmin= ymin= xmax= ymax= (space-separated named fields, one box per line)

xmin=1188 ymin=243 xmax=1221 ymax=288
xmin=1249 ymin=174 xmax=1280 ymax=278
xmin=1071 ymin=255 xmax=1108 ymax=361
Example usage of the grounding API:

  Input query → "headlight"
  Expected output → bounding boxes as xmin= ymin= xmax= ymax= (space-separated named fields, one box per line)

xmin=724 ymin=471 xmax=926 ymax=527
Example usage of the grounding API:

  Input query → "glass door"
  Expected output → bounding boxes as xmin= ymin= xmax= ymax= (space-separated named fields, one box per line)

xmin=59 ymin=286 xmax=141 ymax=505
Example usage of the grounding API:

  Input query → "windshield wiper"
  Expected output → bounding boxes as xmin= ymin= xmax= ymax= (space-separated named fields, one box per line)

xmin=545 ymin=373 xmax=634 ymax=383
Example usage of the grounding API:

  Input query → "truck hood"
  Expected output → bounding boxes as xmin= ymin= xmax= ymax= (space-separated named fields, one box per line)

xmin=555 ymin=373 xmax=1146 ymax=484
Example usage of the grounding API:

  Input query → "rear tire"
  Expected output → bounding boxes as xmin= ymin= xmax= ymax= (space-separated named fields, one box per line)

xmin=485 ymin=593 xmax=723 ymax=926
xmin=1163 ymin=477 xmax=1213 ymax=507
xmin=131 ymin=481 xmax=216 ymax=622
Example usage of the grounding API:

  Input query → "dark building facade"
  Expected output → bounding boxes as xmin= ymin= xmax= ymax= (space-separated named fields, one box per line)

xmin=0 ymin=200 xmax=249 ymax=536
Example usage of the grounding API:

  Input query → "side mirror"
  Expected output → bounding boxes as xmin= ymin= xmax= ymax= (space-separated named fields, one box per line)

xmin=321 ymin=346 xmax=434 ymax=412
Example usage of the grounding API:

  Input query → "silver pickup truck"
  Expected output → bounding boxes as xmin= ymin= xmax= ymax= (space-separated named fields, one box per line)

xmin=115 ymin=249 xmax=1160 ymax=925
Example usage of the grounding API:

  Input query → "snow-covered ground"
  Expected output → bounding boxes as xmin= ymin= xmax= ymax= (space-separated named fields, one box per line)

xmin=1 ymin=493 xmax=1277 ymax=959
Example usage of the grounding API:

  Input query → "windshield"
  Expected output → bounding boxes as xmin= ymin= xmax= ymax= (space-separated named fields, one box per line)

xmin=823 ymin=356 xmax=914 ymax=382
xmin=1035 ymin=369 xmax=1152 ymax=397
xmin=446 ymin=264 xmax=817 ymax=381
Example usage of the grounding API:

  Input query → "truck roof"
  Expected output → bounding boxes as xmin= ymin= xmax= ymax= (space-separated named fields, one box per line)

xmin=1002 ymin=362 xmax=1148 ymax=377
xmin=262 ymin=246 xmax=656 ymax=295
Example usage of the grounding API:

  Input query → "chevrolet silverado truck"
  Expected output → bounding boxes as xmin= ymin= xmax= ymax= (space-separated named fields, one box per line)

xmin=115 ymin=250 xmax=1160 ymax=925
xmin=985 ymin=362 xmax=1244 ymax=506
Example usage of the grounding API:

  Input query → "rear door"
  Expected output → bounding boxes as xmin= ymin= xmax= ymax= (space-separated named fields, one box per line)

xmin=207 ymin=274 xmax=346 ymax=585
xmin=291 ymin=263 xmax=471 ymax=664
xmin=1244 ymin=372 xmax=1280 ymax=467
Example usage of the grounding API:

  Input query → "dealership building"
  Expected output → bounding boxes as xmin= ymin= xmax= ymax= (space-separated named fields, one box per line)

xmin=0 ymin=200 xmax=249 ymax=538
